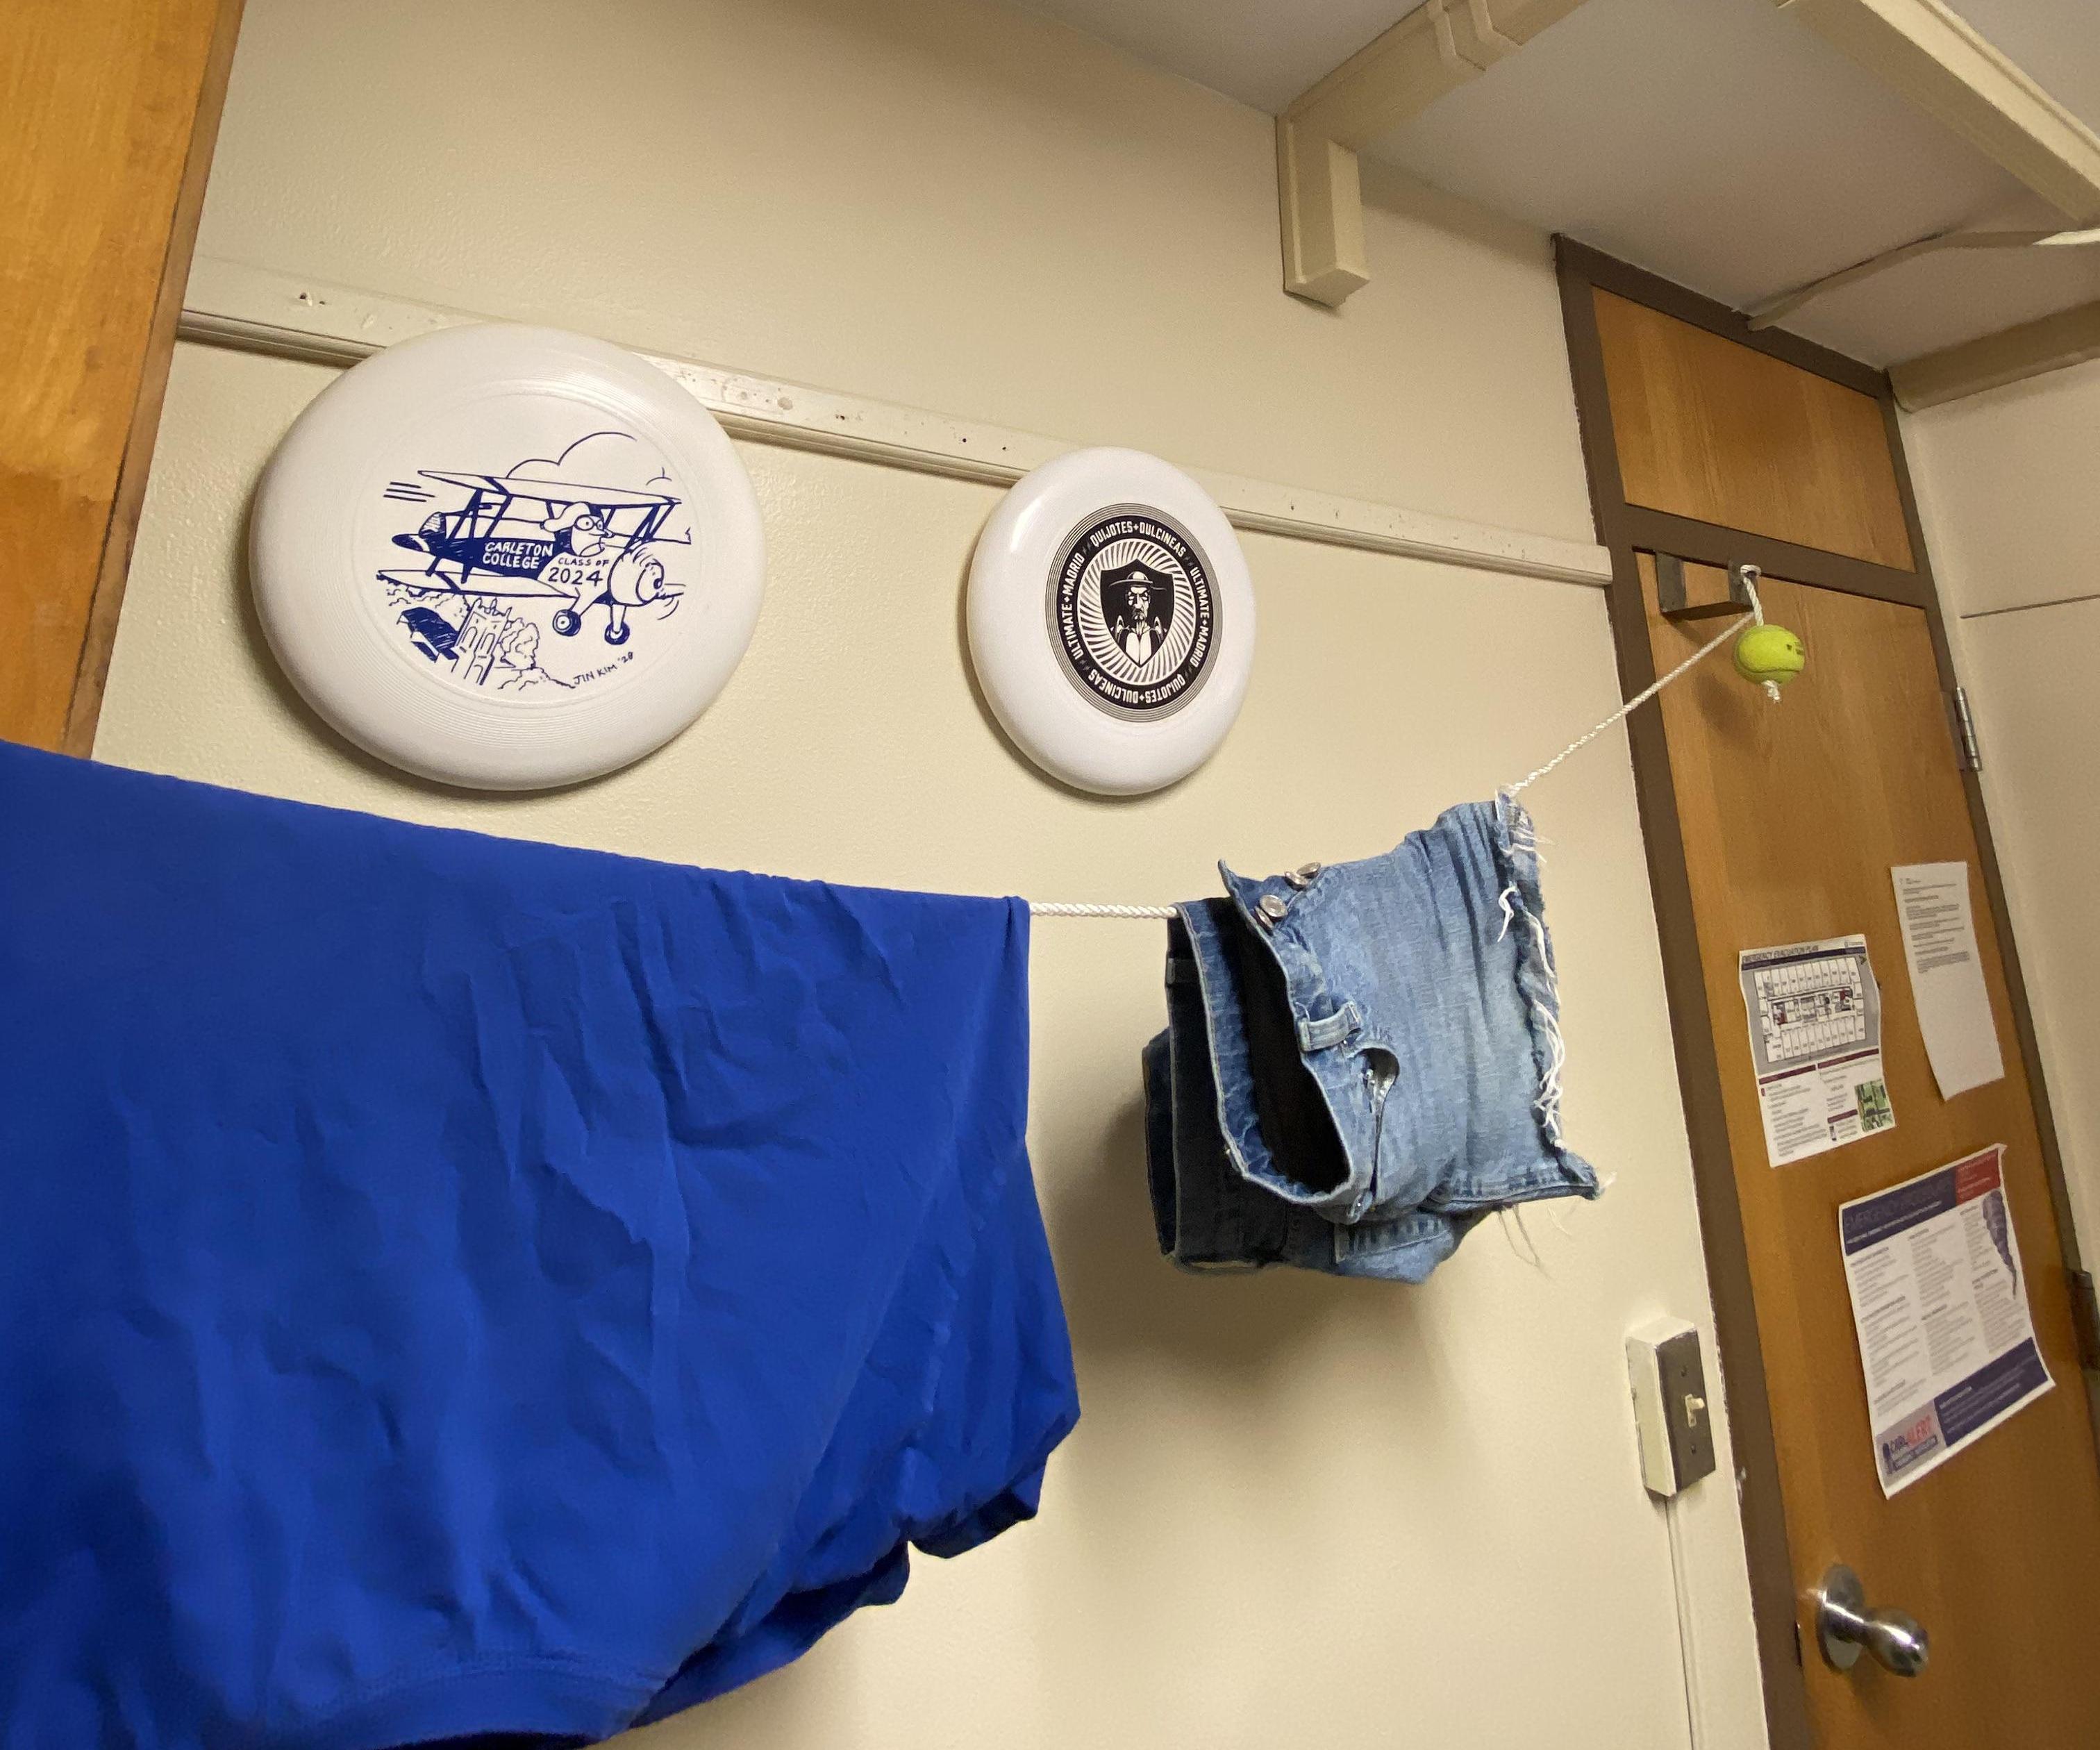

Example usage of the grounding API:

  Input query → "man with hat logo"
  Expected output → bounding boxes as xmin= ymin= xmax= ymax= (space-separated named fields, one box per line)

xmin=1101 ymin=561 xmax=1172 ymax=667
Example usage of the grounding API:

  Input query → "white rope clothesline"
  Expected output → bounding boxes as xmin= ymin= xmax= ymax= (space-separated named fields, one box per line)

xmin=1028 ymin=574 xmax=1772 ymax=919
xmin=1499 ymin=578 xmax=1772 ymax=801
xmin=1028 ymin=900 xmax=1181 ymax=919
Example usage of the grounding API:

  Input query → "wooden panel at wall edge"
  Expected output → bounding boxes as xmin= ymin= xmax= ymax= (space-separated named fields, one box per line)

xmin=1 ymin=0 xmax=246 ymax=754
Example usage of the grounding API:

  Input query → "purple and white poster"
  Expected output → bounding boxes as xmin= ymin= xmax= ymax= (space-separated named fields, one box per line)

xmin=1840 ymin=1144 xmax=2051 ymax=1496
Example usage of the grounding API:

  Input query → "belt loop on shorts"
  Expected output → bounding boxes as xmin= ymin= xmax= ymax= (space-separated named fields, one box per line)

xmin=1296 ymin=1002 xmax=1361 ymax=1053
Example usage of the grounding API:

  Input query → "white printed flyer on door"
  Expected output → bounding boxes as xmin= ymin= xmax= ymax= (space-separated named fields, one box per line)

xmin=1840 ymin=1145 xmax=2051 ymax=1496
xmin=1738 ymin=933 xmax=1894 ymax=1167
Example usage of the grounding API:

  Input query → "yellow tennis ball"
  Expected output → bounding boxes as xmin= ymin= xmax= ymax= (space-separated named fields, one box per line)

xmin=1734 ymin=623 xmax=1805 ymax=686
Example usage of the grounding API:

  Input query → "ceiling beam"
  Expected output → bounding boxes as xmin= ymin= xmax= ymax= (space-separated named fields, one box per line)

xmin=1276 ymin=0 xmax=1593 ymax=307
xmin=1747 ymin=227 xmax=2073 ymax=330
xmin=1773 ymin=0 xmax=2100 ymax=225
xmin=1890 ymin=299 xmax=2100 ymax=409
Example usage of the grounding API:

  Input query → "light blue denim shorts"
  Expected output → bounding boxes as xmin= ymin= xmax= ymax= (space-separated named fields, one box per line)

xmin=1144 ymin=797 xmax=1599 ymax=1281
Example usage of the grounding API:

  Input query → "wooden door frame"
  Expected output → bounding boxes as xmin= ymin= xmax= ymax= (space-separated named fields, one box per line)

xmin=1554 ymin=238 xmax=2087 ymax=1750
xmin=2 ymin=0 xmax=247 ymax=754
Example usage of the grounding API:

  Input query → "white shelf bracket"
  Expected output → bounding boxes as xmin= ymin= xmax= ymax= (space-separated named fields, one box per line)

xmin=1276 ymin=0 xmax=1594 ymax=308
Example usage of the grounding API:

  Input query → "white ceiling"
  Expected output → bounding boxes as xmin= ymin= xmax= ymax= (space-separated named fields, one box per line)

xmin=1012 ymin=0 xmax=2100 ymax=366
xmin=1943 ymin=0 xmax=2100 ymax=128
xmin=1005 ymin=0 xmax=1411 ymax=115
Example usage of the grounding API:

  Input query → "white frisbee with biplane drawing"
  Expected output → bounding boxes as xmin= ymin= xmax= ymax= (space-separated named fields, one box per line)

xmin=967 ymin=448 xmax=1255 ymax=795
xmin=251 ymin=324 xmax=763 ymax=789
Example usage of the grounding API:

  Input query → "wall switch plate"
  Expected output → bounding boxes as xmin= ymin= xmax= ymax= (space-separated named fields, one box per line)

xmin=1627 ymin=1317 xmax=1717 ymax=1497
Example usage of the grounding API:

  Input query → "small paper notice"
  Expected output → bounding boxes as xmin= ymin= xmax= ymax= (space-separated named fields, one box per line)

xmin=1892 ymin=862 xmax=2004 ymax=1101
xmin=1739 ymin=934 xmax=1894 ymax=1167
xmin=1840 ymin=1145 xmax=2051 ymax=1496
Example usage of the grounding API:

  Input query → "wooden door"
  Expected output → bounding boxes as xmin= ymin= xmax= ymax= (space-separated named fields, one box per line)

xmin=1 ymin=0 xmax=244 ymax=752
xmin=1647 ymin=559 xmax=2100 ymax=1746
xmin=1559 ymin=245 xmax=2100 ymax=1747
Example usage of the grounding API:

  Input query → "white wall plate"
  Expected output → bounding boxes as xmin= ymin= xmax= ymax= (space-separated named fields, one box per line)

xmin=967 ymin=448 xmax=1256 ymax=795
xmin=251 ymin=324 xmax=764 ymax=790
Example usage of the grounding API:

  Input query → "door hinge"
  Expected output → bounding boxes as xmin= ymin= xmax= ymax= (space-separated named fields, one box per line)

xmin=1947 ymin=685 xmax=1981 ymax=771
xmin=2072 ymin=1269 xmax=2100 ymax=1372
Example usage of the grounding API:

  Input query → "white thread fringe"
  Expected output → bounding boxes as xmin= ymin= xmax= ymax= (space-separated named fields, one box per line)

xmin=1498 ymin=1205 xmax=1548 ymax=1273
xmin=1494 ymin=798 xmax=1569 ymax=1149
xmin=1520 ymin=909 xmax=1569 ymax=1147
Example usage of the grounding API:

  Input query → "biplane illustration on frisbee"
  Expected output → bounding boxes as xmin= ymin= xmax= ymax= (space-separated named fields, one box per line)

xmin=376 ymin=440 xmax=690 ymax=693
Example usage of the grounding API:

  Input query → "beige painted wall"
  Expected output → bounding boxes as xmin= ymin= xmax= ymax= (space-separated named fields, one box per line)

xmin=178 ymin=0 xmax=1596 ymax=543
xmin=93 ymin=0 xmax=1764 ymax=1744
xmin=1906 ymin=361 xmax=2100 ymax=1254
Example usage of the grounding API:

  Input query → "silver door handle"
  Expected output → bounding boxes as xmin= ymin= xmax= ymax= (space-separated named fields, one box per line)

xmin=1814 ymin=1564 xmax=1929 ymax=1676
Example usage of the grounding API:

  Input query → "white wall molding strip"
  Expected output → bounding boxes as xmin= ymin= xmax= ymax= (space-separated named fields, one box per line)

xmin=177 ymin=258 xmax=1612 ymax=590
xmin=1890 ymin=296 xmax=2100 ymax=409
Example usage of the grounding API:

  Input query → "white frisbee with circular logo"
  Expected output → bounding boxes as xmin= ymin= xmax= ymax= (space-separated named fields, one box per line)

xmin=251 ymin=323 xmax=764 ymax=790
xmin=967 ymin=448 xmax=1255 ymax=795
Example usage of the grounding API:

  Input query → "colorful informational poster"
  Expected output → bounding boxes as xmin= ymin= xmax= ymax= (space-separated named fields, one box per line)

xmin=1891 ymin=863 xmax=2005 ymax=1101
xmin=1840 ymin=1145 xmax=2051 ymax=1496
xmin=1739 ymin=934 xmax=1894 ymax=1167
